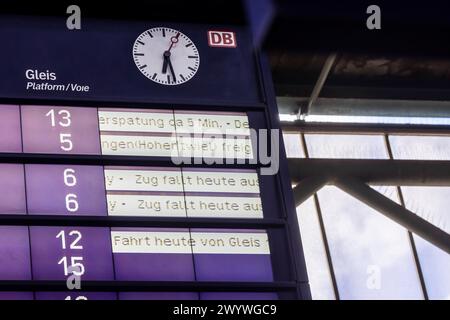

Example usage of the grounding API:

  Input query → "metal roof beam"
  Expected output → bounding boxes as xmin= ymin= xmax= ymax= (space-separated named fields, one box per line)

xmin=334 ymin=177 xmax=450 ymax=254
xmin=288 ymin=159 xmax=450 ymax=186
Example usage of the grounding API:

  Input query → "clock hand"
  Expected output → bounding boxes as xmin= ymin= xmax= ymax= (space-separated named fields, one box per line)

xmin=162 ymin=32 xmax=180 ymax=74
xmin=168 ymin=56 xmax=176 ymax=83
xmin=168 ymin=32 xmax=180 ymax=52
xmin=162 ymin=51 xmax=170 ymax=74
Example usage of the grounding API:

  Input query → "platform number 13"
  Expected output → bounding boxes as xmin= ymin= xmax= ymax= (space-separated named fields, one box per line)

xmin=46 ymin=109 xmax=73 ymax=151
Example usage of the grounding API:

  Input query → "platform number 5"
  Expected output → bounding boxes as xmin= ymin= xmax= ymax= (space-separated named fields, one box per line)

xmin=46 ymin=109 xmax=74 ymax=152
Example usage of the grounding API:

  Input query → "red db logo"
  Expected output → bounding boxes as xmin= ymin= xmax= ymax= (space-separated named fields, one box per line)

xmin=208 ymin=31 xmax=237 ymax=48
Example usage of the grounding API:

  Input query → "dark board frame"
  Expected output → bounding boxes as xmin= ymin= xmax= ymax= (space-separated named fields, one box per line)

xmin=0 ymin=12 xmax=311 ymax=300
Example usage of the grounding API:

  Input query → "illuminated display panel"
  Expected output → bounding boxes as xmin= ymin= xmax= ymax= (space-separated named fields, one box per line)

xmin=21 ymin=106 xmax=101 ymax=155
xmin=118 ymin=292 xmax=198 ymax=300
xmin=0 ymin=163 xmax=264 ymax=219
xmin=118 ymin=292 xmax=278 ymax=300
xmin=0 ymin=105 xmax=251 ymax=158
xmin=99 ymin=109 xmax=252 ymax=159
xmin=0 ymin=292 xmax=278 ymax=300
xmin=191 ymin=229 xmax=273 ymax=282
xmin=98 ymin=109 xmax=175 ymax=133
xmin=26 ymin=165 xmax=107 ymax=216
xmin=173 ymin=110 xmax=251 ymax=136
xmin=200 ymin=292 xmax=278 ymax=300
xmin=112 ymin=228 xmax=195 ymax=281
xmin=0 ymin=227 xmax=273 ymax=283
xmin=0 ymin=12 xmax=307 ymax=301
xmin=35 ymin=292 xmax=117 ymax=300
xmin=173 ymin=110 xmax=253 ymax=160
xmin=0 ymin=104 xmax=283 ymax=300
xmin=99 ymin=109 xmax=176 ymax=157
xmin=105 ymin=167 xmax=186 ymax=217
xmin=182 ymin=168 xmax=262 ymax=219
xmin=105 ymin=167 xmax=262 ymax=218
xmin=0 ymin=164 xmax=26 ymax=215
xmin=29 ymin=226 xmax=114 ymax=281
xmin=0 ymin=105 xmax=22 ymax=153
xmin=10 ymin=105 xmax=254 ymax=159
xmin=0 ymin=226 xmax=31 ymax=280
xmin=112 ymin=228 xmax=273 ymax=281
xmin=0 ymin=292 xmax=34 ymax=300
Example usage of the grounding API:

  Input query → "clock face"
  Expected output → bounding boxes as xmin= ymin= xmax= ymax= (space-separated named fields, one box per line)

xmin=132 ymin=27 xmax=200 ymax=85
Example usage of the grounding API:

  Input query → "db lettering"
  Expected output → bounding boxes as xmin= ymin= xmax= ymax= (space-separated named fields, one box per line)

xmin=208 ymin=31 xmax=237 ymax=48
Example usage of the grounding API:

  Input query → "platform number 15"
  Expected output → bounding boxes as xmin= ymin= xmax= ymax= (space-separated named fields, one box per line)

xmin=46 ymin=109 xmax=73 ymax=151
xmin=56 ymin=230 xmax=85 ymax=277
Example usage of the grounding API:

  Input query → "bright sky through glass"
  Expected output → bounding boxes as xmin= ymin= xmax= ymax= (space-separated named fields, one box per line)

xmin=287 ymin=130 xmax=450 ymax=300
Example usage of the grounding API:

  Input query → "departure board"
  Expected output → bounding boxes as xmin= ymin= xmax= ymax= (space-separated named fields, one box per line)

xmin=13 ymin=105 xmax=252 ymax=159
xmin=0 ymin=11 xmax=309 ymax=300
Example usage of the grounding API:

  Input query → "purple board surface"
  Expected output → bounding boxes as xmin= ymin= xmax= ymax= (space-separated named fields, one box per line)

xmin=114 ymin=252 xmax=195 ymax=281
xmin=200 ymin=292 xmax=278 ymax=300
xmin=111 ymin=228 xmax=195 ymax=281
xmin=194 ymin=254 xmax=273 ymax=282
xmin=26 ymin=164 xmax=107 ymax=216
xmin=111 ymin=228 xmax=274 ymax=282
xmin=30 ymin=227 xmax=114 ymax=280
xmin=192 ymin=229 xmax=273 ymax=282
xmin=0 ymin=105 xmax=22 ymax=152
xmin=0 ymin=227 xmax=32 ymax=280
xmin=0 ymin=292 xmax=34 ymax=300
xmin=0 ymin=164 xmax=26 ymax=214
xmin=119 ymin=292 xmax=199 ymax=300
xmin=35 ymin=292 xmax=117 ymax=300
xmin=21 ymin=105 xmax=101 ymax=155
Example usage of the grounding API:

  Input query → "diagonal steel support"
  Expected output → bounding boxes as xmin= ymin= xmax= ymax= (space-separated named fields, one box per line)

xmin=298 ymin=53 xmax=337 ymax=118
xmin=334 ymin=177 xmax=450 ymax=255
xmin=292 ymin=176 xmax=328 ymax=207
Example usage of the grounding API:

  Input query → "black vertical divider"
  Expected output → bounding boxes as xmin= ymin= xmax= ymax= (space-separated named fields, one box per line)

xmin=256 ymin=53 xmax=312 ymax=300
